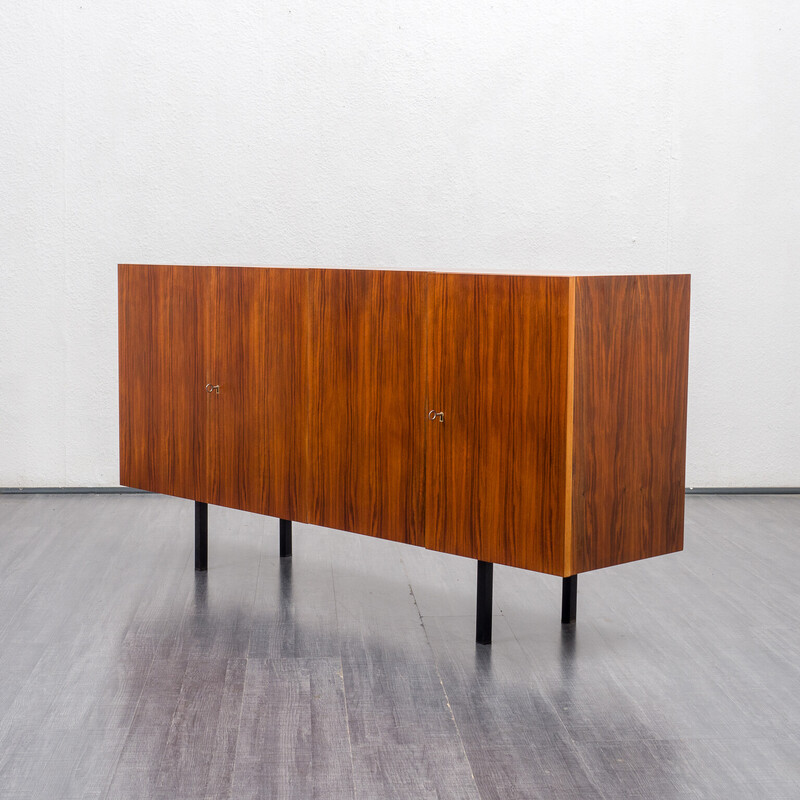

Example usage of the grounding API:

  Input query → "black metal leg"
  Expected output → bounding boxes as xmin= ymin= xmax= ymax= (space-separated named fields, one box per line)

xmin=195 ymin=501 xmax=208 ymax=572
xmin=279 ymin=518 xmax=292 ymax=557
xmin=476 ymin=560 xmax=493 ymax=644
xmin=561 ymin=574 xmax=577 ymax=624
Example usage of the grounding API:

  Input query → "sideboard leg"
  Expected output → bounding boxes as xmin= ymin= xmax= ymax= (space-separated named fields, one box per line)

xmin=279 ymin=518 xmax=292 ymax=558
xmin=195 ymin=502 xmax=208 ymax=572
xmin=476 ymin=560 xmax=493 ymax=645
xmin=561 ymin=574 xmax=577 ymax=624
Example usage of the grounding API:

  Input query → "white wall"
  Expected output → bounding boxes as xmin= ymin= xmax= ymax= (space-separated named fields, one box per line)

xmin=1 ymin=1 xmax=798 ymax=488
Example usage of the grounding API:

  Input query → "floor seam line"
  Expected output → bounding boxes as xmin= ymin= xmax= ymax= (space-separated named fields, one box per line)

xmin=401 ymin=553 xmax=483 ymax=799
xmin=331 ymin=543 xmax=357 ymax=800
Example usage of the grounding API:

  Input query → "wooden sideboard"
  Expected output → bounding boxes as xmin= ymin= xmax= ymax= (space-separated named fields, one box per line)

xmin=119 ymin=265 xmax=690 ymax=643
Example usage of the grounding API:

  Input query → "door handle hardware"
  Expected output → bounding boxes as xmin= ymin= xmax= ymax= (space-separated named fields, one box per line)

xmin=205 ymin=384 xmax=220 ymax=394
xmin=428 ymin=409 xmax=444 ymax=423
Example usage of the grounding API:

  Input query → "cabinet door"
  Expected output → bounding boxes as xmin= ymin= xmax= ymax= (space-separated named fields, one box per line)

xmin=119 ymin=265 xmax=209 ymax=501
xmin=307 ymin=269 xmax=427 ymax=544
xmin=207 ymin=267 xmax=308 ymax=520
xmin=425 ymin=274 xmax=571 ymax=574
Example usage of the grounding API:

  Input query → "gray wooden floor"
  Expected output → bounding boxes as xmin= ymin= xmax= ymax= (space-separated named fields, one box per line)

xmin=0 ymin=493 xmax=798 ymax=799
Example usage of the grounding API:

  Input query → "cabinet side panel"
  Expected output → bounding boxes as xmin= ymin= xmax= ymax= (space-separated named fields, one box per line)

xmin=307 ymin=269 xmax=427 ymax=545
xmin=209 ymin=267 xmax=309 ymax=520
xmin=118 ymin=264 xmax=207 ymax=500
xmin=425 ymin=274 xmax=570 ymax=574
xmin=571 ymin=274 xmax=690 ymax=573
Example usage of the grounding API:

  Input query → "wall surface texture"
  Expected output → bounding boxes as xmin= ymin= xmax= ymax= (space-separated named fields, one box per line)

xmin=1 ymin=1 xmax=798 ymax=487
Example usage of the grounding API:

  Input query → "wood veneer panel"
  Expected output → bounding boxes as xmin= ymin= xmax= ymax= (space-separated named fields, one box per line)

xmin=425 ymin=274 xmax=571 ymax=574
xmin=207 ymin=267 xmax=308 ymax=520
xmin=307 ymin=269 xmax=427 ymax=544
xmin=118 ymin=264 xmax=209 ymax=501
xmin=570 ymin=274 xmax=691 ymax=574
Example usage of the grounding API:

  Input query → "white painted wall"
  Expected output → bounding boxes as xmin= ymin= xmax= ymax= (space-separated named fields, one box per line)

xmin=1 ymin=1 xmax=798 ymax=487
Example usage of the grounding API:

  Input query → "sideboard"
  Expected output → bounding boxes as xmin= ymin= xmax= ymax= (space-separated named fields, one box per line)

xmin=118 ymin=265 xmax=690 ymax=643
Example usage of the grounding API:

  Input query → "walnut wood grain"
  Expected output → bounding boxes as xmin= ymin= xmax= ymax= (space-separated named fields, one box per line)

xmin=120 ymin=266 xmax=691 ymax=581
xmin=206 ymin=267 xmax=308 ymax=521
xmin=118 ymin=264 xmax=209 ymax=502
xmin=569 ymin=274 xmax=691 ymax=574
xmin=306 ymin=269 xmax=427 ymax=545
xmin=424 ymin=274 xmax=571 ymax=574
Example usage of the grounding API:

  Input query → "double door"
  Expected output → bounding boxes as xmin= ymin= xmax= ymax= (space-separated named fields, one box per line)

xmin=119 ymin=265 xmax=306 ymax=520
xmin=303 ymin=270 xmax=570 ymax=575
xmin=119 ymin=266 xmax=570 ymax=575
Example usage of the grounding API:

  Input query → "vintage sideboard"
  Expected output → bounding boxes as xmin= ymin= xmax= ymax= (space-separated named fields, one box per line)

xmin=118 ymin=265 xmax=690 ymax=643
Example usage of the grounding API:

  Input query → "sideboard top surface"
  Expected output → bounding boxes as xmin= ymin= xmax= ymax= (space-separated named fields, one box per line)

xmin=118 ymin=264 xmax=690 ymax=281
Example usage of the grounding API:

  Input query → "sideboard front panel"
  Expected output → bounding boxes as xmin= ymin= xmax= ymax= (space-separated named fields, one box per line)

xmin=307 ymin=269 xmax=427 ymax=545
xmin=207 ymin=267 xmax=309 ymax=521
xmin=119 ymin=265 xmax=209 ymax=502
xmin=424 ymin=274 xmax=571 ymax=574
